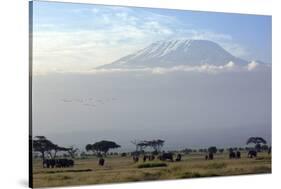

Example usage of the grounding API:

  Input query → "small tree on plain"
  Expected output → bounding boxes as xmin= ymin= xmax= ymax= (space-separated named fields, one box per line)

xmin=208 ymin=146 xmax=217 ymax=154
xmin=246 ymin=137 xmax=267 ymax=152
xmin=86 ymin=140 xmax=121 ymax=156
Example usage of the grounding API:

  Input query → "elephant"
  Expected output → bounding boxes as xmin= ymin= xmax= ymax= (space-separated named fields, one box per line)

xmin=44 ymin=159 xmax=56 ymax=168
xmin=205 ymin=155 xmax=208 ymax=160
xmin=175 ymin=154 xmax=182 ymax=162
xmin=98 ymin=158 xmax=105 ymax=166
xmin=208 ymin=152 xmax=214 ymax=160
xmin=229 ymin=151 xmax=236 ymax=159
xmin=143 ymin=155 xmax=147 ymax=162
xmin=56 ymin=159 xmax=74 ymax=168
xmin=133 ymin=156 xmax=139 ymax=163
xmin=158 ymin=152 xmax=174 ymax=161
xmin=236 ymin=151 xmax=241 ymax=159
xmin=248 ymin=150 xmax=257 ymax=158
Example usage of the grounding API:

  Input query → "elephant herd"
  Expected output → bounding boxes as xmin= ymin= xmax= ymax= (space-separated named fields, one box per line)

xmin=204 ymin=150 xmax=259 ymax=161
xmin=43 ymin=159 xmax=74 ymax=168
xmin=229 ymin=150 xmax=241 ymax=159
xmin=41 ymin=149 xmax=266 ymax=169
xmin=132 ymin=152 xmax=182 ymax=163
xmin=98 ymin=153 xmax=181 ymax=167
xmin=131 ymin=149 xmax=262 ymax=164
xmin=229 ymin=150 xmax=259 ymax=159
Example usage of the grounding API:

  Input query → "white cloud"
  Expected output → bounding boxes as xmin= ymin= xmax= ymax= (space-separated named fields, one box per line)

xmin=247 ymin=61 xmax=259 ymax=71
xmin=33 ymin=6 xmax=248 ymax=74
xmin=33 ymin=9 xmax=177 ymax=73
xmin=224 ymin=61 xmax=235 ymax=68
xmin=34 ymin=62 xmax=266 ymax=76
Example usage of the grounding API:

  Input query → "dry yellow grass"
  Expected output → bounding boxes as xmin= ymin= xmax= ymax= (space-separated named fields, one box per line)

xmin=32 ymin=152 xmax=271 ymax=188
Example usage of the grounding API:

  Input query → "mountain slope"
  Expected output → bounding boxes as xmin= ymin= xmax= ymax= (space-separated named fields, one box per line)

xmin=99 ymin=39 xmax=248 ymax=69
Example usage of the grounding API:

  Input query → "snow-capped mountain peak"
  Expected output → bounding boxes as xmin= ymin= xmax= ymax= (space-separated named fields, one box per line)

xmin=99 ymin=39 xmax=248 ymax=69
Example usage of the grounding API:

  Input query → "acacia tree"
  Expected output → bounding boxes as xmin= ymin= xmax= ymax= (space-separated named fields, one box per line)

xmin=149 ymin=139 xmax=165 ymax=153
xmin=86 ymin=140 xmax=121 ymax=156
xmin=246 ymin=137 xmax=267 ymax=152
xmin=33 ymin=136 xmax=55 ymax=161
xmin=85 ymin=144 xmax=93 ymax=153
xmin=33 ymin=136 xmax=70 ymax=165
xmin=132 ymin=139 xmax=165 ymax=154
xmin=208 ymin=146 xmax=217 ymax=154
xmin=137 ymin=141 xmax=150 ymax=152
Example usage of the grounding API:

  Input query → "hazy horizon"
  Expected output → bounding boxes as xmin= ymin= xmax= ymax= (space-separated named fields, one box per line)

xmin=32 ymin=69 xmax=271 ymax=152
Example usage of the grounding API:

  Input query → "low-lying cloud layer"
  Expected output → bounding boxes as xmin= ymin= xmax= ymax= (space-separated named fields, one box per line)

xmin=34 ymin=61 xmax=270 ymax=75
xmin=33 ymin=66 xmax=272 ymax=150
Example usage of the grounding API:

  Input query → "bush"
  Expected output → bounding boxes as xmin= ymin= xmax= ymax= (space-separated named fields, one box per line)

xmin=138 ymin=162 xmax=167 ymax=168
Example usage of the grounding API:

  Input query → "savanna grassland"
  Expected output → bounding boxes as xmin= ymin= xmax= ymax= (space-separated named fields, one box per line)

xmin=33 ymin=151 xmax=271 ymax=188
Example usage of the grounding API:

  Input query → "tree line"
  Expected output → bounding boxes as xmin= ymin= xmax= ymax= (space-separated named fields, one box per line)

xmin=32 ymin=136 xmax=270 ymax=161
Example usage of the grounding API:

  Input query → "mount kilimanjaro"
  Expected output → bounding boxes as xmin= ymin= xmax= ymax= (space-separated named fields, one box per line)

xmin=98 ymin=39 xmax=263 ymax=69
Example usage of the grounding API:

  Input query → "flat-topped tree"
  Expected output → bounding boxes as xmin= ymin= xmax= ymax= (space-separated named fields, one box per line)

xmin=132 ymin=139 xmax=165 ymax=154
xmin=85 ymin=144 xmax=93 ymax=154
xmin=246 ymin=137 xmax=267 ymax=152
xmin=86 ymin=140 xmax=121 ymax=156
xmin=33 ymin=136 xmax=55 ymax=161
xmin=208 ymin=146 xmax=217 ymax=154
xmin=149 ymin=139 xmax=165 ymax=153
xmin=33 ymin=136 xmax=70 ymax=166
xmin=137 ymin=141 xmax=150 ymax=152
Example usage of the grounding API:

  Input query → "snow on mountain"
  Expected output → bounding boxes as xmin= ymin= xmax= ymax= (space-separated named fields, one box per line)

xmin=98 ymin=39 xmax=249 ymax=69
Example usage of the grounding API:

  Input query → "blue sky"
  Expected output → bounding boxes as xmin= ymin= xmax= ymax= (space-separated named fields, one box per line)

xmin=32 ymin=1 xmax=271 ymax=73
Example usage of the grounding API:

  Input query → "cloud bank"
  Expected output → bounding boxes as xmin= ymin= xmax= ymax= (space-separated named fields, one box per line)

xmin=34 ymin=62 xmax=271 ymax=76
